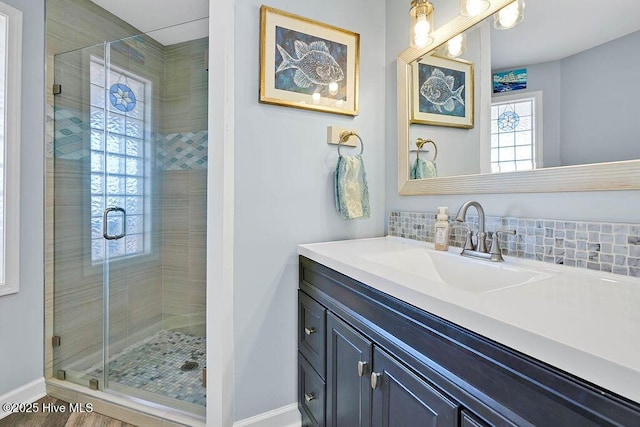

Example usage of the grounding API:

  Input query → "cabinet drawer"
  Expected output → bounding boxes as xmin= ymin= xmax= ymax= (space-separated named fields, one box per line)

xmin=299 ymin=290 xmax=326 ymax=377
xmin=299 ymin=353 xmax=326 ymax=427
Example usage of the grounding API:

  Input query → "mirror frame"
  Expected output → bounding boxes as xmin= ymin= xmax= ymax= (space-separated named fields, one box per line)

xmin=397 ymin=0 xmax=640 ymax=195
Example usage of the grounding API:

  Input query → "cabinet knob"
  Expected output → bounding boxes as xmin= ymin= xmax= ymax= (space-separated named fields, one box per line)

xmin=304 ymin=327 xmax=316 ymax=335
xmin=304 ymin=393 xmax=315 ymax=402
xmin=371 ymin=372 xmax=382 ymax=390
xmin=357 ymin=361 xmax=369 ymax=377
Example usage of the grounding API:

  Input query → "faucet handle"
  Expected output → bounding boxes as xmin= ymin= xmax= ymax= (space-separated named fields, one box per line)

xmin=490 ymin=230 xmax=516 ymax=257
xmin=452 ymin=223 xmax=475 ymax=250
xmin=494 ymin=229 xmax=516 ymax=239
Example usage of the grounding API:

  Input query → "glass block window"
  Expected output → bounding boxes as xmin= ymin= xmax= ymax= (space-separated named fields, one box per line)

xmin=90 ymin=58 xmax=150 ymax=262
xmin=490 ymin=94 xmax=539 ymax=173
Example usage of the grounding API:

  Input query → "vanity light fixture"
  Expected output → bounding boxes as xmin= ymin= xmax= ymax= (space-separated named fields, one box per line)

xmin=409 ymin=0 xmax=434 ymax=49
xmin=460 ymin=0 xmax=490 ymax=17
xmin=494 ymin=0 xmax=524 ymax=30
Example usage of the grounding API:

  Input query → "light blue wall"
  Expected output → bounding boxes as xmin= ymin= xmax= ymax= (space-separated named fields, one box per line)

xmin=560 ymin=30 xmax=640 ymax=166
xmin=385 ymin=0 xmax=640 ymax=224
xmin=233 ymin=0 xmax=386 ymax=421
xmin=0 ymin=0 xmax=44 ymax=395
xmin=494 ymin=30 xmax=640 ymax=168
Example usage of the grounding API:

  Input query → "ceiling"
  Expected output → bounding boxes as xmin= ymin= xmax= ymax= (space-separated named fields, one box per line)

xmin=90 ymin=0 xmax=209 ymax=46
xmin=491 ymin=0 xmax=640 ymax=69
xmin=90 ymin=0 xmax=638 ymax=66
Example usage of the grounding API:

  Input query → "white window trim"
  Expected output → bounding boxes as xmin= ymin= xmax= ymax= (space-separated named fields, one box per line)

xmin=0 ymin=2 xmax=22 ymax=297
xmin=490 ymin=90 xmax=544 ymax=170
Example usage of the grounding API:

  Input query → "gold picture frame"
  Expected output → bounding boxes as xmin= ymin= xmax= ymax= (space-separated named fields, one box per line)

xmin=259 ymin=5 xmax=360 ymax=116
xmin=411 ymin=55 xmax=473 ymax=128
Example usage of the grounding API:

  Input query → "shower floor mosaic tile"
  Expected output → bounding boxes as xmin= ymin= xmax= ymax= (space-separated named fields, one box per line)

xmin=89 ymin=330 xmax=206 ymax=406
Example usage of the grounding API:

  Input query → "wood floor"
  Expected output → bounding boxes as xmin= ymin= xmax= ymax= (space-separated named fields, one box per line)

xmin=0 ymin=396 xmax=136 ymax=427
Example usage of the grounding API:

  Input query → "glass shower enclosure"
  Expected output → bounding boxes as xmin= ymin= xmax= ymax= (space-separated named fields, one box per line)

xmin=52 ymin=32 xmax=208 ymax=416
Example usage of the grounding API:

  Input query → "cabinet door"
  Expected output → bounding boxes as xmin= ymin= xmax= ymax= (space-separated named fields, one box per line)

xmin=461 ymin=410 xmax=490 ymax=427
xmin=371 ymin=347 xmax=458 ymax=427
xmin=326 ymin=312 xmax=373 ymax=427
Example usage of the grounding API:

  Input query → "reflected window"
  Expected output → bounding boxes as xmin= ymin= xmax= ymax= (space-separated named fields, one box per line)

xmin=90 ymin=57 xmax=151 ymax=262
xmin=490 ymin=92 xmax=541 ymax=173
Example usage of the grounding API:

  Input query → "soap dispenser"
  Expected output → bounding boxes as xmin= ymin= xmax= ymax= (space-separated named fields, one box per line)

xmin=434 ymin=207 xmax=450 ymax=251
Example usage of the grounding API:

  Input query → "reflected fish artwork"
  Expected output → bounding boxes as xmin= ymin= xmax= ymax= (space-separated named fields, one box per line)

xmin=420 ymin=68 xmax=465 ymax=115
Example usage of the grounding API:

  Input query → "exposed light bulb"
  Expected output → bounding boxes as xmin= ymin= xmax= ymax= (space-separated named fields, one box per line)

xmin=312 ymin=92 xmax=321 ymax=103
xmin=495 ymin=1 xmax=523 ymax=29
xmin=412 ymin=15 xmax=431 ymax=47
xmin=410 ymin=0 xmax=434 ymax=49
xmin=414 ymin=14 xmax=431 ymax=41
xmin=465 ymin=0 xmax=483 ymax=16
xmin=447 ymin=35 xmax=464 ymax=57
xmin=460 ymin=0 xmax=489 ymax=17
xmin=328 ymin=82 xmax=339 ymax=95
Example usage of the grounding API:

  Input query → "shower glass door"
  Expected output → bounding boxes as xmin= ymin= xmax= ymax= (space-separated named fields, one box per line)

xmin=53 ymin=31 xmax=208 ymax=417
xmin=53 ymin=42 xmax=109 ymax=391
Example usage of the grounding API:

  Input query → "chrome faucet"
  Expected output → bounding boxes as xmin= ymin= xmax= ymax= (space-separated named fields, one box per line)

xmin=454 ymin=201 xmax=515 ymax=262
xmin=455 ymin=201 xmax=488 ymax=253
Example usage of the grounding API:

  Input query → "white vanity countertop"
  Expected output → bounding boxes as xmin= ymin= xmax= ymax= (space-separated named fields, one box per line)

xmin=298 ymin=236 xmax=640 ymax=405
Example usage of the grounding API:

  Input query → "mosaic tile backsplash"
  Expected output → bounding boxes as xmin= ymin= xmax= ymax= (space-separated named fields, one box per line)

xmin=388 ymin=211 xmax=640 ymax=278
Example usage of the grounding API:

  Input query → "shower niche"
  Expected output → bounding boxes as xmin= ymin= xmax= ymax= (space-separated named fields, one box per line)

xmin=51 ymin=24 xmax=208 ymax=418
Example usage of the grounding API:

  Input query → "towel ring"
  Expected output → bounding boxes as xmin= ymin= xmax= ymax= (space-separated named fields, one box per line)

xmin=416 ymin=138 xmax=438 ymax=161
xmin=338 ymin=131 xmax=364 ymax=156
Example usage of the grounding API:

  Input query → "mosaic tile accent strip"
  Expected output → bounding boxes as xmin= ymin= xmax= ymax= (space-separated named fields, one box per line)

xmin=388 ymin=211 xmax=640 ymax=278
xmin=156 ymin=131 xmax=208 ymax=171
xmin=53 ymin=107 xmax=91 ymax=160
xmin=54 ymin=108 xmax=208 ymax=170
xmin=88 ymin=330 xmax=206 ymax=406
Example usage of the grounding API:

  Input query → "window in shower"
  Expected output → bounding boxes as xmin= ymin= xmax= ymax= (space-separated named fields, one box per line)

xmin=89 ymin=57 xmax=151 ymax=262
xmin=0 ymin=2 xmax=22 ymax=296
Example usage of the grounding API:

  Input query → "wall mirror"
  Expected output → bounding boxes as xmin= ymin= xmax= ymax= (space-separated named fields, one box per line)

xmin=397 ymin=0 xmax=640 ymax=195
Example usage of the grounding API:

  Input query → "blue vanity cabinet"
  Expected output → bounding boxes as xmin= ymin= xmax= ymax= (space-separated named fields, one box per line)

xmin=326 ymin=312 xmax=372 ymax=427
xmin=299 ymin=255 xmax=640 ymax=427
xmin=371 ymin=346 xmax=458 ymax=427
xmin=298 ymin=290 xmax=327 ymax=426
xmin=461 ymin=411 xmax=490 ymax=427
xmin=325 ymin=311 xmax=458 ymax=427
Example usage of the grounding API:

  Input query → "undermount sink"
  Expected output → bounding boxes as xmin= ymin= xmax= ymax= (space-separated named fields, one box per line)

xmin=360 ymin=247 xmax=553 ymax=294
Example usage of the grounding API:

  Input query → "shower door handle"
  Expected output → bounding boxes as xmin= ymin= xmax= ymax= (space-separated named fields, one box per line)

xmin=103 ymin=207 xmax=127 ymax=240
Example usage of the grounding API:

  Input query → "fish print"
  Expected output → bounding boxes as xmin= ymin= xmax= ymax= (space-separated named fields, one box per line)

xmin=420 ymin=68 xmax=464 ymax=113
xmin=276 ymin=40 xmax=344 ymax=89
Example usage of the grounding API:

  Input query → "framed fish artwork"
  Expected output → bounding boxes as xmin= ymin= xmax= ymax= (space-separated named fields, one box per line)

xmin=260 ymin=6 xmax=360 ymax=116
xmin=410 ymin=55 xmax=474 ymax=128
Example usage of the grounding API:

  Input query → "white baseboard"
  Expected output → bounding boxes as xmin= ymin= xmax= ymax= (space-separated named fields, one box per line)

xmin=233 ymin=403 xmax=302 ymax=427
xmin=0 ymin=377 xmax=47 ymax=420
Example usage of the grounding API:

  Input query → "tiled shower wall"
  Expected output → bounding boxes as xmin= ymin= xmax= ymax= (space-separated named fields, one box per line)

xmin=160 ymin=170 xmax=206 ymax=336
xmin=388 ymin=211 xmax=640 ymax=278
xmin=159 ymin=37 xmax=208 ymax=334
